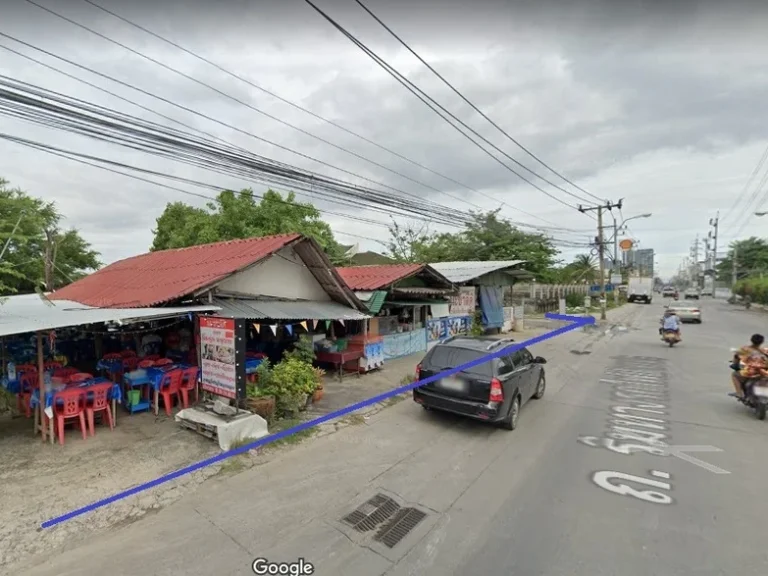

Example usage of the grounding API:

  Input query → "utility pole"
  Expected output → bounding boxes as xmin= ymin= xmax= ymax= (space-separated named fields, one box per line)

xmin=579 ymin=200 xmax=623 ymax=320
xmin=709 ymin=213 xmax=719 ymax=272
xmin=43 ymin=229 xmax=58 ymax=292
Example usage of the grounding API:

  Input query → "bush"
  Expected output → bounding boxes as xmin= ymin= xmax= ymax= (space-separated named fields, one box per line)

xmin=470 ymin=310 xmax=484 ymax=336
xmin=282 ymin=334 xmax=316 ymax=364
xmin=565 ymin=293 xmax=584 ymax=308
xmin=733 ymin=278 xmax=768 ymax=304
xmin=262 ymin=358 xmax=317 ymax=416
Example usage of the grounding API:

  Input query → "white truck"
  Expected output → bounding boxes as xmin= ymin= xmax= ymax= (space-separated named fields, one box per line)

xmin=701 ymin=277 xmax=714 ymax=297
xmin=628 ymin=277 xmax=654 ymax=304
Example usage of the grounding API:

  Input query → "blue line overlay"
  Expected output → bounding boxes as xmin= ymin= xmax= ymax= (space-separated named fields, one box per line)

xmin=41 ymin=312 xmax=593 ymax=529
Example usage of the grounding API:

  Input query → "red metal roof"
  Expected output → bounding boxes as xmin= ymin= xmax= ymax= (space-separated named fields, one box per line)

xmin=51 ymin=234 xmax=301 ymax=308
xmin=336 ymin=264 xmax=424 ymax=291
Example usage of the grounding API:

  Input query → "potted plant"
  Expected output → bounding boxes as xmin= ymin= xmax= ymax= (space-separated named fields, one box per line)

xmin=311 ymin=367 xmax=325 ymax=403
xmin=268 ymin=358 xmax=316 ymax=418
xmin=245 ymin=360 xmax=276 ymax=420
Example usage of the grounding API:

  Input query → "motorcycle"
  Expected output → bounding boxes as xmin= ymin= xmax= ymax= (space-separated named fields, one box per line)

xmin=661 ymin=329 xmax=680 ymax=347
xmin=729 ymin=355 xmax=768 ymax=420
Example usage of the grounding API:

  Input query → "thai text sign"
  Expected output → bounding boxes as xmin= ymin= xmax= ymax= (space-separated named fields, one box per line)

xmin=200 ymin=316 xmax=237 ymax=399
xmin=449 ymin=286 xmax=476 ymax=316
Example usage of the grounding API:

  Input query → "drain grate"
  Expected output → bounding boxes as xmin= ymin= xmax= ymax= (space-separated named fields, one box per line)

xmin=341 ymin=493 xmax=400 ymax=533
xmin=373 ymin=507 xmax=427 ymax=548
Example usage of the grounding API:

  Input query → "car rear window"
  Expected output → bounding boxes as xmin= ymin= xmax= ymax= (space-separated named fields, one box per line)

xmin=423 ymin=346 xmax=494 ymax=378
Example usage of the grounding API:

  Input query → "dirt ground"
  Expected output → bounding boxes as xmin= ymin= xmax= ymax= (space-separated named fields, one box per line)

xmin=0 ymin=327 xmax=551 ymax=572
xmin=0 ymin=348 xmax=443 ymax=571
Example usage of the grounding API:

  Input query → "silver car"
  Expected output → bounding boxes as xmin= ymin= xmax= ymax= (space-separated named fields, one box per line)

xmin=666 ymin=303 xmax=702 ymax=323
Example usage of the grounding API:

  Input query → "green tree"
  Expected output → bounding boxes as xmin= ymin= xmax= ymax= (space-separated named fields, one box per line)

xmin=151 ymin=189 xmax=346 ymax=263
xmin=386 ymin=209 xmax=559 ymax=277
xmin=0 ymin=179 xmax=100 ymax=295
xmin=557 ymin=254 xmax=598 ymax=283
xmin=716 ymin=237 xmax=768 ymax=282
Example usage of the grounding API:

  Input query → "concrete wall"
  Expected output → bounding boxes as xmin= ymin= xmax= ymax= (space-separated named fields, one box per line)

xmin=217 ymin=246 xmax=331 ymax=301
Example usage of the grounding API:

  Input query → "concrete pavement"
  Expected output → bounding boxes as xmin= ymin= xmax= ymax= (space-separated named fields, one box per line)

xmin=19 ymin=300 xmax=767 ymax=576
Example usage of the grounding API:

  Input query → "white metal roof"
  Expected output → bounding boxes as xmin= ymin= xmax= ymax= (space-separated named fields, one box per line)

xmin=0 ymin=293 xmax=219 ymax=338
xmin=429 ymin=260 xmax=527 ymax=283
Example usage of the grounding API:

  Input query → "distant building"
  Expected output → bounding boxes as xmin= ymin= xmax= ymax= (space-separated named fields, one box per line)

xmin=627 ymin=248 xmax=655 ymax=277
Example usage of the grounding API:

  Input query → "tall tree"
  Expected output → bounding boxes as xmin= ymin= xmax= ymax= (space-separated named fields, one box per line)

xmin=386 ymin=209 xmax=560 ymax=278
xmin=151 ymin=189 xmax=346 ymax=263
xmin=0 ymin=179 xmax=100 ymax=295
xmin=716 ymin=237 xmax=768 ymax=282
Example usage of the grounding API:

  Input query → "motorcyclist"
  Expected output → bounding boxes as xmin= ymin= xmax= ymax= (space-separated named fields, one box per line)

xmin=731 ymin=333 xmax=768 ymax=398
xmin=659 ymin=309 xmax=681 ymax=339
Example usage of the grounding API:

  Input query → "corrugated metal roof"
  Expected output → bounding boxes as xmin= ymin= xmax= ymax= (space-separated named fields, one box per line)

xmin=211 ymin=298 xmax=370 ymax=321
xmin=336 ymin=263 xmax=424 ymax=291
xmin=429 ymin=260 xmax=527 ymax=283
xmin=0 ymin=293 xmax=218 ymax=338
xmin=50 ymin=233 xmax=301 ymax=308
xmin=354 ymin=290 xmax=387 ymax=314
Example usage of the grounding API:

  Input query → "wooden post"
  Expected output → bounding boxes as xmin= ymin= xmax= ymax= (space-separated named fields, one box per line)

xmin=36 ymin=331 xmax=46 ymax=443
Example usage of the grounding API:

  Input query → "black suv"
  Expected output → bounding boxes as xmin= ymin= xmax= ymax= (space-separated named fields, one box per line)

xmin=413 ymin=336 xmax=547 ymax=430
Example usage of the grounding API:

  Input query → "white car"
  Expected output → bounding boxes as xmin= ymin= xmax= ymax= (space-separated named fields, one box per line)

xmin=667 ymin=303 xmax=702 ymax=323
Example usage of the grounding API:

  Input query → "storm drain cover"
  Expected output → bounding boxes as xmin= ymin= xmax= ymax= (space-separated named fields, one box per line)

xmin=341 ymin=493 xmax=400 ymax=533
xmin=373 ymin=507 xmax=427 ymax=549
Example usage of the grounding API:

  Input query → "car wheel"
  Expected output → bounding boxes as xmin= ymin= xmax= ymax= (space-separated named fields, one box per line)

xmin=533 ymin=373 xmax=546 ymax=399
xmin=500 ymin=395 xmax=520 ymax=430
xmin=422 ymin=405 xmax=431 ymax=411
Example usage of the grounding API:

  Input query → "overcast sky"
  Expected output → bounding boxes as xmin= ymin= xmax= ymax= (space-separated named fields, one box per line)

xmin=1 ymin=0 xmax=767 ymax=279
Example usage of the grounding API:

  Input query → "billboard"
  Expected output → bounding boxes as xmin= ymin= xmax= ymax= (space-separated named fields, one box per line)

xmin=199 ymin=316 xmax=246 ymax=400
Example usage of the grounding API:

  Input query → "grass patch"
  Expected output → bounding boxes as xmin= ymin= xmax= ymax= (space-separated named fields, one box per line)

xmin=386 ymin=393 xmax=407 ymax=407
xmin=265 ymin=418 xmax=316 ymax=448
xmin=339 ymin=413 xmax=366 ymax=426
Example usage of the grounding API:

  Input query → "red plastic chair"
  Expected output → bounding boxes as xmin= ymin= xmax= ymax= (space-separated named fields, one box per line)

xmin=44 ymin=361 xmax=62 ymax=371
xmin=138 ymin=359 xmax=154 ymax=369
xmin=158 ymin=369 xmax=183 ymax=416
xmin=85 ymin=383 xmax=114 ymax=436
xmin=178 ymin=367 xmax=200 ymax=409
xmin=123 ymin=356 xmax=139 ymax=371
xmin=53 ymin=367 xmax=79 ymax=381
xmin=102 ymin=353 xmax=122 ymax=361
xmin=120 ymin=350 xmax=137 ymax=358
xmin=17 ymin=372 xmax=36 ymax=418
xmin=16 ymin=363 xmax=38 ymax=373
xmin=48 ymin=389 xmax=88 ymax=445
xmin=154 ymin=358 xmax=173 ymax=367
xmin=69 ymin=373 xmax=94 ymax=384
xmin=144 ymin=355 xmax=161 ymax=362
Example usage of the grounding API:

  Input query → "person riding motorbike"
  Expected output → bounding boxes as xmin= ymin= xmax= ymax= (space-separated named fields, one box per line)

xmin=659 ymin=309 xmax=682 ymax=340
xmin=744 ymin=293 xmax=752 ymax=310
xmin=731 ymin=333 xmax=768 ymax=398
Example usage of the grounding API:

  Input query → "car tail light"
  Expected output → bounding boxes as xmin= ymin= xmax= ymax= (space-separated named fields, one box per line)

xmin=489 ymin=378 xmax=504 ymax=402
xmin=692 ymin=309 xmax=700 ymax=313
xmin=415 ymin=364 xmax=421 ymax=381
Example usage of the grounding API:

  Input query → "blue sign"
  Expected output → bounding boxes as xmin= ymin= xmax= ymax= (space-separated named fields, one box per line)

xmin=590 ymin=284 xmax=615 ymax=293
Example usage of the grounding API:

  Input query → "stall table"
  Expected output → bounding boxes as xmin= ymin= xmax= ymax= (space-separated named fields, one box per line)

xmin=315 ymin=349 xmax=364 ymax=381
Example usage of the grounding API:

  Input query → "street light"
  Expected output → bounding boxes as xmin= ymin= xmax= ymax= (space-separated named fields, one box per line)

xmin=755 ymin=211 xmax=768 ymax=217
xmin=611 ymin=213 xmax=652 ymax=271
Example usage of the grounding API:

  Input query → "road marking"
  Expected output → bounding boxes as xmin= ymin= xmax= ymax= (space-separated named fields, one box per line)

xmin=664 ymin=445 xmax=731 ymax=475
xmin=650 ymin=470 xmax=670 ymax=479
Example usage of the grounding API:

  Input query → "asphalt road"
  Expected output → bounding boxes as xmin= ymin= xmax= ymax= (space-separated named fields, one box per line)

xmin=17 ymin=299 xmax=768 ymax=576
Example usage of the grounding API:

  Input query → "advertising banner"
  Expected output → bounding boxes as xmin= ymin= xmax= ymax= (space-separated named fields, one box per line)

xmin=449 ymin=286 xmax=476 ymax=316
xmin=199 ymin=316 xmax=245 ymax=400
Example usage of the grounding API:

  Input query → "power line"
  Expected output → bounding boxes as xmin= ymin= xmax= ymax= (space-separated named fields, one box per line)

xmin=21 ymin=0 xmax=566 ymax=230
xmin=353 ymin=0 xmax=605 ymax=205
xmin=0 ymin=77 xmax=589 ymax=246
xmin=79 ymin=0 xmax=488 ymax=202
xmin=0 ymin=31 xmax=475 ymax=227
xmin=0 ymin=131 xmax=589 ymax=250
xmin=720 ymin=142 xmax=768 ymax=227
xmin=302 ymin=0 xmax=598 ymax=215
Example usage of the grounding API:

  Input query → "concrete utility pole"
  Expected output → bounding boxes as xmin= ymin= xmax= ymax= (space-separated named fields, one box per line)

xmin=579 ymin=200 xmax=623 ymax=321
xmin=709 ymin=213 xmax=719 ymax=272
xmin=43 ymin=229 xmax=58 ymax=292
